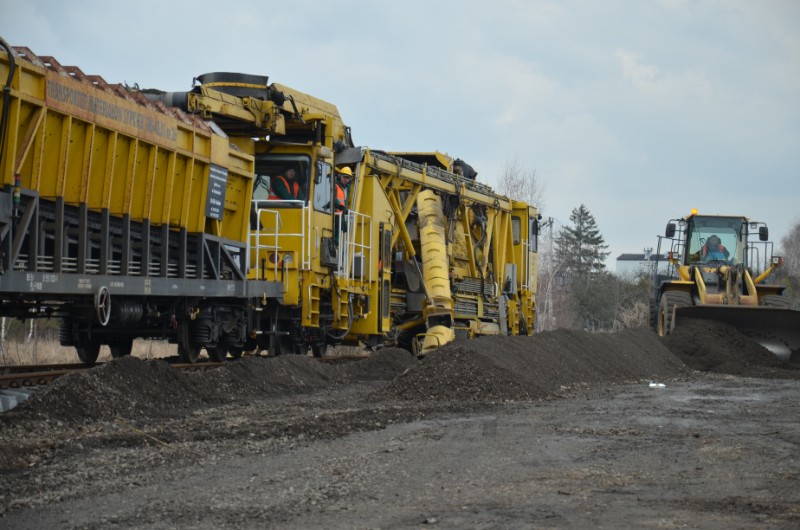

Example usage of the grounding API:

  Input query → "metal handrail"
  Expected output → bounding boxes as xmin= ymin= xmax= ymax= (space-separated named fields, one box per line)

xmin=251 ymin=208 xmax=282 ymax=281
xmin=249 ymin=199 xmax=312 ymax=281
xmin=336 ymin=210 xmax=373 ymax=283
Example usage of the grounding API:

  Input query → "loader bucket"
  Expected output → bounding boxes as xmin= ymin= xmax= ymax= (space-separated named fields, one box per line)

xmin=674 ymin=306 xmax=800 ymax=362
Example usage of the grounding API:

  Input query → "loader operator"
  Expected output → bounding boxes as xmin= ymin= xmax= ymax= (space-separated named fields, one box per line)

xmin=269 ymin=166 xmax=303 ymax=201
xmin=702 ymin=234 xmax=730 ymax=263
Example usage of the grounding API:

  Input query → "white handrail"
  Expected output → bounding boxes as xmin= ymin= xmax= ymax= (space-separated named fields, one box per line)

xmin=248 ymin=199 xmax=312 ymax=280
xmin=336 ymin=210 xmax=373 ymax=285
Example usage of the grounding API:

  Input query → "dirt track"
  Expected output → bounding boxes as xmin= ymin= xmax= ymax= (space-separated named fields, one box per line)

xmin=1 ymin=323 xmax=799 ymax=528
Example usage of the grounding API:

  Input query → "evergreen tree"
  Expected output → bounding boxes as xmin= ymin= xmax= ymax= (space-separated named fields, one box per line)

xmin=554 ymin=204 xmax=612 ymax=330
xmin=555 ymin=204 xmax=610 ymax=278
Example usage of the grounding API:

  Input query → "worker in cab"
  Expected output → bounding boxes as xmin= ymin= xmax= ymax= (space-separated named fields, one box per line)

xmin=333 ymin=166 xmax=353 ymax=242
xmin=702 ymin=234 xmax=730 ymax=263
xmin=334 ymin=166 xmax=352 ymax=214
xmin=269 ymin=166 xmax=303 ymax=201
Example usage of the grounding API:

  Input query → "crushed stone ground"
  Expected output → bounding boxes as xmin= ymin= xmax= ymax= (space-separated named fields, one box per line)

xmin=1 ymin=324 xmax=799 ymax=527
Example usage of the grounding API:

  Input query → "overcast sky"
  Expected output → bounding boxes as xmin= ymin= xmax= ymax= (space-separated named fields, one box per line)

xmin=2 ymin=0 xmax=798 ymax=267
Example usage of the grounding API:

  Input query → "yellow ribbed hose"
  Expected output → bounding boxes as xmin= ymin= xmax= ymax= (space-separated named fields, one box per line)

xmin=416 ymin=190 xmax=455 ymax=352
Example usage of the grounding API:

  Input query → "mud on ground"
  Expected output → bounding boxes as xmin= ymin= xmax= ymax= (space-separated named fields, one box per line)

xmin=1 ymin=324 xmax=798 ymax=528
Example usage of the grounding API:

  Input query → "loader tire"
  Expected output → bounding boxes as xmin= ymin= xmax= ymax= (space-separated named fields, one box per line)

xmin=761 ymin=294 xmax=791 ymax=309
xmin=657 ymin=291 xmax=692 ymax=337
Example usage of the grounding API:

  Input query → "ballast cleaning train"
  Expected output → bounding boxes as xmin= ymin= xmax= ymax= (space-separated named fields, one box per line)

xmin=0 ymin=38 xmax=540 ymax=364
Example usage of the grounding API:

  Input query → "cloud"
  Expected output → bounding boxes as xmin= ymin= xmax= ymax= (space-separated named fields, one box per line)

xmin=615 ymin=49 xmax=715 ymax=100
xmin=1 ymin=0 xmax=797 ymax=266
xmin=616 ymin=50 xmax=659 ymax=88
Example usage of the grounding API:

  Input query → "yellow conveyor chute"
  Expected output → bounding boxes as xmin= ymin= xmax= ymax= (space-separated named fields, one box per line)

xmin=416 ymin=190 xmax=455 ymax=352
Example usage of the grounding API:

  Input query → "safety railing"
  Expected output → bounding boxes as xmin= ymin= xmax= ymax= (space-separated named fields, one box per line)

xmin=336 ymin=210 xmax=372 ymax=283
xmin=371 ymin=151 xmax=496 ymax=197
xmin=248 ymin=200 xmax=311 ymax=282
xmin=250 ymin=207 xmax=282 ymax=281
xmin=746 ymin=240 xmax=774 ymax=276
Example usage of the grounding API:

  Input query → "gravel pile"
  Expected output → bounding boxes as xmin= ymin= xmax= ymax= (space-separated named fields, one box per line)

xmin=1 ymin=348 xmax=417 ymax=426
xmin=7 ymin=356 xmax=205 ymax=424
xmin=382 ymin=327 xmax=689 ymax=402
xmin=183 ymin=355 xmax=334 ymax=405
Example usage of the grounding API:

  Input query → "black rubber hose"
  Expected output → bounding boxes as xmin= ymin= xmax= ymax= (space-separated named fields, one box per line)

xmin=0 ymin=36 xmax=16 ymax=174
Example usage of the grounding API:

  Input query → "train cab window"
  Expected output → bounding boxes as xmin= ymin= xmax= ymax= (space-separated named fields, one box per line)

xmin=254 ymin=155 xmax=310 ymax=205
xmin=512 ymin=217 xmax=521 ymax=245
xmin=250 ymin=174 xmax=271 ymax=229
xmin=253 ymin=174 xmax=270 ymax=202
xmin=530 ymin=219 xmax=539 ymax=252
xmin=314 ymin=161 xmax=333 ymax=213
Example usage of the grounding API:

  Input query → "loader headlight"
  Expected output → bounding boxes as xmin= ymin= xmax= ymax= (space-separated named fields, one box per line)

xmin=772 ymin=256 xmax=782 ymax=266
xmin=283 ymin=253 xmax=293 ymax=264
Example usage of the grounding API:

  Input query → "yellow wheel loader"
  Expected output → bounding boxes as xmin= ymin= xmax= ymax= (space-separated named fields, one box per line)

xmin=652 ymin=210 xmax=800 ymax=361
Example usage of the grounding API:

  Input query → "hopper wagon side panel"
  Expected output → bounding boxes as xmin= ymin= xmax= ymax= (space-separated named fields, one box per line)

xmin=0 ymin=47 xmax=257 ymax=310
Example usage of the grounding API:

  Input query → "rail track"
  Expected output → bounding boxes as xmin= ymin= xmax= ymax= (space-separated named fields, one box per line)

xmin=0 ymin=354 xmax=368 ymax=412
xmin=0 ymin=360 xmax=220 ymax=412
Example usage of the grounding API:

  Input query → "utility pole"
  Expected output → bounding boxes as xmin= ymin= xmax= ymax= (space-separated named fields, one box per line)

xmin=537 ymin=217 xmax=556 ymax=331
xmin=547 ymin=217 xmax=555 ymax=330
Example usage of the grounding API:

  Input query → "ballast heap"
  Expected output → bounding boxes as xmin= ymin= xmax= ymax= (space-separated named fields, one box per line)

xmin=0 ymin=39 xmax=540 ymax=363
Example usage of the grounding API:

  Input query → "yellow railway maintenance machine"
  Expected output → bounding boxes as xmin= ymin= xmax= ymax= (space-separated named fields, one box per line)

xmin=0 ymin=40 xmax=540 ymax=362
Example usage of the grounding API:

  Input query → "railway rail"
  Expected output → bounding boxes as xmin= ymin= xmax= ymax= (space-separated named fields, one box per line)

xmin=0 ymin=354 xmax=367 ymax=412
xmin=0 ymin=360 xmax=219 ymax=411
xmin=0 ymin=360 xmax=225 ymax=389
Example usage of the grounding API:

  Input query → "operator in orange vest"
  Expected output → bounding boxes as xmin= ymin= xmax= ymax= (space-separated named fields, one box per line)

xmin=333 ymin=166 xmax=353 ymax=242
xmin=268 ymin=166 xmax=303 ymax=201
xmin=334 ymin=166 xmax=352 ymax=214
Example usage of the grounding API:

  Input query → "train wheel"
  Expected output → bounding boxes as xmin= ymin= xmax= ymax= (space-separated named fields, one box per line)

xmin=178 ymin=320 xmax=202 ymax=363
xmin=228 ymin=346 xmax=244 ymax=359
xmin=311 ymin=342 xmax=328 ymax=358
xmin=95 ymin=286 xmax=111 ymax=327
xmin=268 ymin=313 xmax=282 ymax=356
xmin=281 ymin=335 xmax=303 ymax=355
xmin=76 ymin=337 xmax=101 ymax=365
xmin=207 ymin=344 xmax=228 ymax=363
xmin=178 ymin=342 xmax=201 ymax=363
xmin=109 ymin=338 xmax=133 ymax=358
xmin=268 ymin=335 xmax=281 ymax=356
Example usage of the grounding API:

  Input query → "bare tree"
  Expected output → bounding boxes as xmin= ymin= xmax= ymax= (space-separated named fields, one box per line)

xmin=534 ymin=217 xmax=563 ymax=331
xmin=495 ymin=156 xmax=545 ymax=210
xmin=778 ymin=218 xmax=800 ymax=308
xmin=780 ymin=219 xmax=800 ymax=277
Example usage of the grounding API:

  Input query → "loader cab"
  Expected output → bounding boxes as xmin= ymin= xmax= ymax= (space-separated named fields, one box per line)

xmin=684 ymin=215 xmax=747 ymax=266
